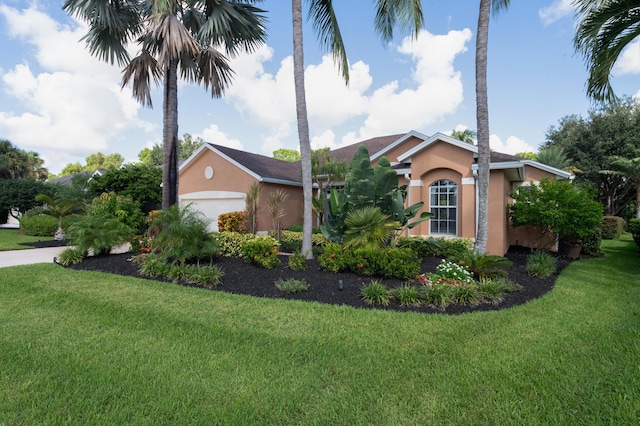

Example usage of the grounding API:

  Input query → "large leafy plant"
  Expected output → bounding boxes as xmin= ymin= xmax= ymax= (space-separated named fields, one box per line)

xmin=321 ymin=145 xmax=432 ymax=245
xmin=509 ymin=179 xmax=603 ymax=245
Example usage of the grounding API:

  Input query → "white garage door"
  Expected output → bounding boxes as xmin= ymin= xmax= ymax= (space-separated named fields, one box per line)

xmin=180 ymin=191 xmax=246 ymax=232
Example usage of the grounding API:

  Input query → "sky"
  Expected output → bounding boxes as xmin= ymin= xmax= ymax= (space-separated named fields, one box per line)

xmin=1 ymin=0 xmax=639 ymax=175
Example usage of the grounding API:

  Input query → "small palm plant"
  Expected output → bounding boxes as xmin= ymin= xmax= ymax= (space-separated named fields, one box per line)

xmin=35 ymin=194 xmax=84 ymax=240
xmin=453 ymin=251 xmax=513 ymax=279
xmin=343 ymin=206 xmax=397 ymax=249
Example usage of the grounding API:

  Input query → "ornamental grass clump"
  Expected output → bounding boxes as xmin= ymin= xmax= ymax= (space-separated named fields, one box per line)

xmin=360 ymin=280 xmax=391 ymax=306
xmin=526 ymin=250 xmax=557 ymax=278
xmin=393 ymin=284 xmax=421 ymax=307
xmin=275 ymin=278 xmax=309 ymax=294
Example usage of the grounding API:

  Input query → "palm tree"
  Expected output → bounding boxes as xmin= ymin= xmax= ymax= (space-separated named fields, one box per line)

xmin=63 ymin=0 xmax=267 ymax=210
xmin=608 ymin=149 xmax=640 ymax=218
xmin=574 ymin=0 xmax=640 ymax=103
xmin=35 ymin=194 xmax=84 ymax=240
xmin=535 ymin=146 xmax=571 ymax=171
xmin=474 ymin=0 xmax=510 ymax=254
xmin=292 ymin=0 xmax=424 ymax=259
xmin=451 ymin=129 xmax=477 ymax=144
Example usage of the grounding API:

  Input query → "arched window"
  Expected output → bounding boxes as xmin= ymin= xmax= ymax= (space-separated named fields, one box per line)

xmin=430 ymin=180 xmax=458 ymax=235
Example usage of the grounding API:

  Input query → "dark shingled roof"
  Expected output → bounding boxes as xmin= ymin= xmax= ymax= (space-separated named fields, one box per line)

xmin=329 ymin=134 xmax=406 ymax=163
xmin=489 ymin=151 xmax=525 ymax=163
xmin=207 ymin=135 xmax=530 ymax=184
xmin=209 ymin=143 xmax=302 ymax=183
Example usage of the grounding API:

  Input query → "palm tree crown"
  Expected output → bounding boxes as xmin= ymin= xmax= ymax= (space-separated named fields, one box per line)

xmin=574 ymin=0 xmax=640 ymax=103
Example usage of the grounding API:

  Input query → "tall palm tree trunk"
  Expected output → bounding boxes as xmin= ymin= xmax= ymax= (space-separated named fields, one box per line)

xmin=292 ymin=0 xmax=314 ymax=259
xmin=474 ymin=0 xmax=491 ymax=253
xmin=162 ymin=59 xmax=179 ymax=210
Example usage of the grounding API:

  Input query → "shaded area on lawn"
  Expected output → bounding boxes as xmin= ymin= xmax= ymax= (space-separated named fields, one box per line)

xmin=62 ymin=246 xmax=575 ymax=315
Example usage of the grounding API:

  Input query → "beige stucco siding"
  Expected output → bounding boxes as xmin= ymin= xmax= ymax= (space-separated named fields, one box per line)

xmin=180 ymin=149 xmax=257 ymax=194
xmin=257 ymin=183 xmax=304 ymax=232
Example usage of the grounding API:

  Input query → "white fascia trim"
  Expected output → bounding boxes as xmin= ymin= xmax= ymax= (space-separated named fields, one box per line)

xmin=471 ymin=162 xmax=526 ymax=181
xmin=397 ymin=131 xmax=478 ymax=163
xmin=178 ymin=143 xmax=210 ymax=174
xmin=394 ymin=167 xmax=412 ymax=175
xmin=522 ymin=160 xmax=574 ymax=180
xmin=370 ymin=129 xmax=428 ymax=161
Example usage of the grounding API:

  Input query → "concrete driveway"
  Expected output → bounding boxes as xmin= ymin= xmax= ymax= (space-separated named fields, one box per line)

xmin=0 ymin=246 xmax=68 ymax=268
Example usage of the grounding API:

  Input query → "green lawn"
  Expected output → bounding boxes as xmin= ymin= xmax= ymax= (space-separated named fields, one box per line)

xmin=1 ymin=237 xmax=638 ymax=424
xmin=0 ymin=228 xmax=54 ymax=251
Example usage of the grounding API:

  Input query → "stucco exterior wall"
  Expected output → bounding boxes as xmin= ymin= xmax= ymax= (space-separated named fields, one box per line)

xmin=256 ymin=183 xmax=304 ymax=233
xmin=180 ymin=148 xmax=256 ymax=194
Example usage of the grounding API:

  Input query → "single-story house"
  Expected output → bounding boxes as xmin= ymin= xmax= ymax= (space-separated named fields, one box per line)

xmin=178 ymin=130 xmax=572 ymax=255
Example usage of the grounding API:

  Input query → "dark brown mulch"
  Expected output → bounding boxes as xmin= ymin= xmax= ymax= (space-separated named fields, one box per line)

xmin=62 ymin=246 xmax=574 ymax=315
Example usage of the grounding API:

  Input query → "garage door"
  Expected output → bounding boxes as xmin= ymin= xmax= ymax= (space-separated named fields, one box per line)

xmin=179 ymin=191 xmax=246 ymax=232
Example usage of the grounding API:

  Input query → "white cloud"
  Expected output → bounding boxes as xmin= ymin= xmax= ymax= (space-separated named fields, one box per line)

xmin=197 ymin=124 xmax=243 ymax=150
xmin=613 ymin=38 xmax=640 ymax=75
xmin=0 ymin=5 xmax=153 ymax=173
xmin=539 ymin=0 xmax=575 ymax=26
xmin=490 ymin=134 xmax=535 ymax=155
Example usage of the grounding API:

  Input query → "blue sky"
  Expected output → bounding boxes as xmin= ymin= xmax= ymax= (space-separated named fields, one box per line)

xmin=1 ymin=0 xmax=639 ymax=174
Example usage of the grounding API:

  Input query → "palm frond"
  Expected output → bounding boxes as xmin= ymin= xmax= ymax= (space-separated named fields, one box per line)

xmin=308 ymin=0 xmax=349 ymax=83
xmin=374 ymin=0 xmax=424 ymax=42
xmin=180 ymin=46 xmax=234 ymax=98
xmin=198 ymin=2 xmax=267 ymax=56
xmin=122 ymin=50 xmax=162 ymax=107
xmin=146 ymin=12 xmax=200 ymax=68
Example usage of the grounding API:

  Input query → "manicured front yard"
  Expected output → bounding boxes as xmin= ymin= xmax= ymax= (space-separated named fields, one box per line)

xmin=0 ymin=237 xmax=638 ymax=424
xmin=0 ymin=228 xmax=54 ymax=251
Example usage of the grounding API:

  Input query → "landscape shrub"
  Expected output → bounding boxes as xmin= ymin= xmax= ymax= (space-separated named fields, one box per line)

xmin=477 ymin=277 xmax=522 ymax=304
xmin=287 ymin=251 xmax=308 ymax=271
xmin=628 ymin=218 xmax=640 ymax=247
xmin=67 ymin=215 xmax=134 ymax=256
xmin=397 ymin=236 xmax=473 ymax=258
xmin=451 ymin=282 xmax=481 ymax=305
xmin=277 ymin=230 xmax=330 ymax=248
xmin=526 ymin=251 xmax=557 ymax=278
xmin=19 ymin=212 xmax=58 ymax=236
xmin=241 ymin=239 xmax=281 ymax=269
xmin=89 ymin=192 xmax=144 ymax=231
xmin=345 ymin=247 xmax=420 ymax=279
xmin=452 ymin=251 xmax=512 ymax=279
xmin=287 ymin=224 xmax=322 ymax=233
xmin=218 ymin=211 xmax=245 ymax=233
xmin=360 ymin=280 xmax=391 ymax=306
xmin=275 ymin=278 xmax=309 ymax=294
xmin=434 ymin=259 xmax=474 ymax=283
xmin=56 ymin=247 xmax=84 ymax=266
xmin=393 ymin=284 xmax=421 ymax=307
xmin=212 ymin=232 xmax=279 ymax=257
xmin=318 ymin=243 xmax=348 ymax=273
xmin=601 ymin=216 xmax=625 ymax=239
xmin=150 ymin=204 xmax=219 ymax=264
xmin=578 ymin=227 xmax=602 ymax=256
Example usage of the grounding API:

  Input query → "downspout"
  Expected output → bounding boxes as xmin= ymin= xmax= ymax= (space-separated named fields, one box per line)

xmin=473 ymin=168 xmax=479 ymax=239
xmin=405 ymin=173 xmax=411 ymax=237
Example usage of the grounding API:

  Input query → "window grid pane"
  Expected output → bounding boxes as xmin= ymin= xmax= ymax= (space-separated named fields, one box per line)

xmin=429 ymin=180 xmax=457 ymax=236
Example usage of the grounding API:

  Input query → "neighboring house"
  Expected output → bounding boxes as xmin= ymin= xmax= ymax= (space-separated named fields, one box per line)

xmin=179 ymin=130 xmax=572 ymax=255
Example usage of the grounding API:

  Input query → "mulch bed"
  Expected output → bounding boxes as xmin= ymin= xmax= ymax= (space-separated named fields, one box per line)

xmin=43 ymin=240 xmax=576 ymax=315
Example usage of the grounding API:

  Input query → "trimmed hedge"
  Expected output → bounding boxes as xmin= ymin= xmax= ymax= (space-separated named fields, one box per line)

xmin=601 ymin=216 xmax=625 ymax=240
xmin=212 ymin=232 xmax=279 ymax=258
xmin=218 ymin=211 xmax=245 ymax=233
xmin=629 ymin=218 xmax=640 ymax=248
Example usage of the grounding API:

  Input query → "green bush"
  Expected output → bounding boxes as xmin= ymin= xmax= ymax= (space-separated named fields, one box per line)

xmin=150 ymin=204 xmax=219 ymax=264
xmin=601 ymin=216 xmax=625 ymax=239
xmin=287 ymin=224 xmax=322 ymax=234
xmin=452 ymin=251 xmax=512 ymax=279
xmin=628 ymin=218 xmax=640 ymax=247
xmin=218 ymin=211 xmax=245 ymax=233
xmin=287 ymin=251 xmax=308 ymax=271
xmin=56 ymin=248 xmax=84 ymax=266
xmin=90 ymin=192 xmax=144 ymax=231
xmin=67 ymin=215 xmax=134 ymax=256
xmin=318 ymin=243 xmax=348 ymax=273
xmin=578 ymin=227 xmax=602 ymax=256
xmin=419 ymin=282 xmax=453 ymax=308
xmin=451 ymin=282 xmax=481 ymax=305
xmin=477 ymin=277 xmax=522 ymax=304
xmin=347 ymin=247 xmax=420 ymax=280
xmin=393 ymin=284 xmax=421 ymax=307
xmin=275 ymin=278 xmax=309 ymax=294
xmin=241 ymin=239 xmax=281 ymax=269
xmin=360 ymin=280 xmax=391 ymax=306
xmin=526 ymin=251 xmax=557 ymax=278
xmin=277 ymin=230 xmax=330 ymax=247
xmin=19 ymin=212 xmax=58 ymax=236
xmin=212 ymin=232 xmax=278 ymax=258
